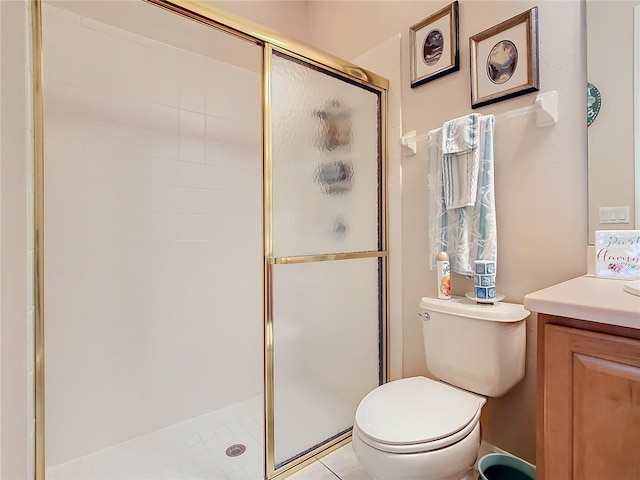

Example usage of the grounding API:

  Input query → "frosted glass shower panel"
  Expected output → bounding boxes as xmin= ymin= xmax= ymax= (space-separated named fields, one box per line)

xmin=271 ymin=53 xmax=382 ymax=258
xmin=42 ymin=2 xmax=264 ymax=477
xmin=272 ymin=258 xmax=381 ymax=466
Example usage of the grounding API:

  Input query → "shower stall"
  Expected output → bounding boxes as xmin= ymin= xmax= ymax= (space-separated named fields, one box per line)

xmin=34 ymin=1 xmax=388 ymax=479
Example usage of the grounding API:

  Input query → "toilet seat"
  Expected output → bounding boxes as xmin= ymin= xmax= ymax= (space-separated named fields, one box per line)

xmin=354 ymin=377 xmax=485 ymax=454
xmin=354 ymin=410 xmax=481 ymax=454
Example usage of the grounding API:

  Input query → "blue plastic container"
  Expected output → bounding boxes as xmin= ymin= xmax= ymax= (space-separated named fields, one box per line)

xmin=477 ymin=453 xmax=536 ymax=480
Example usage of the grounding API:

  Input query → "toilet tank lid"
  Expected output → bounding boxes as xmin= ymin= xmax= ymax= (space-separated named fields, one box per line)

xmin=419 ymin=296 xmax=530 ymax=322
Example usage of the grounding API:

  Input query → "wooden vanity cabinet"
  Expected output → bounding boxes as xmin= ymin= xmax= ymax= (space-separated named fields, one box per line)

xmin=537 ymin=314 xmax=640 ymax=480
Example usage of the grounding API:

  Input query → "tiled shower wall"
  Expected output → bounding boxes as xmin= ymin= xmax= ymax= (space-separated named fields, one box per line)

xmin=42 ymin=4 xmax=263 ymax=467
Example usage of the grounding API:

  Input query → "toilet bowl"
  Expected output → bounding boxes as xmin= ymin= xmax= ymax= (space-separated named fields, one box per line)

xmin=352 ymin=296 xmax=530 ymax=480
xmin=352 ymin=376 xmax=485 ymax=480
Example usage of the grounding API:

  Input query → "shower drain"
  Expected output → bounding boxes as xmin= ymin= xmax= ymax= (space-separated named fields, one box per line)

xmin=226 ymin=444 xmax=246 ymax=457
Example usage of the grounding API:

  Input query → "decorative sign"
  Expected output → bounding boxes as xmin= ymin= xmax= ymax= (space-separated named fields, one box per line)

xmin=595 ymin=230 xmax=640 ymax=279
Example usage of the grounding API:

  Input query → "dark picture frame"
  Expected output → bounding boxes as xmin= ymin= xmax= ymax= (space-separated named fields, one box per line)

xmin=469 ymin=7 xmax=539 ymax=109
xmin=409 ymin=1 xmax=460 ymax=88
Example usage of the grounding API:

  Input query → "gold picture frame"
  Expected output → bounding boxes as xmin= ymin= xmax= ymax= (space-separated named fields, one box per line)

xmin=409 ymin=1 xmax=459 ymax=88
xmin=469 ymin=7 xmax=539 ymax=109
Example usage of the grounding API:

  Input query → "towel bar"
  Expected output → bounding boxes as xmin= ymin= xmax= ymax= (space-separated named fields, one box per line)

xmin=400 ymin=90 xmax=559 ymax=156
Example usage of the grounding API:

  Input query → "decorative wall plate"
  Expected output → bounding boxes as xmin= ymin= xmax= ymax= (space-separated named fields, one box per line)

xmin=587 ymin=82 xmax=601 ymax=126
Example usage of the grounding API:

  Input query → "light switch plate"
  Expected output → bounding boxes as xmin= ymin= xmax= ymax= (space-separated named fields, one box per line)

xmin=599 ymin=206 xmax=631 ymax=224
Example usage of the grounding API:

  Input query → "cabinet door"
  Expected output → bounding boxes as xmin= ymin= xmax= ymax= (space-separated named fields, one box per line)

xmin=544 ymin=325 xmax=640 ymax=480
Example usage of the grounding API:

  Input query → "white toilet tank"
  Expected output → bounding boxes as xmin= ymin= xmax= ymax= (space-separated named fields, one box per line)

xmin=419 ymin=296 xmax=529 ymax=397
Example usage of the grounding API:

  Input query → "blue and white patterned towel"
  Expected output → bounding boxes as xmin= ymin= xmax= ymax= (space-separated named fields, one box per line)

xmin=442 ymin=114 xmax=481 ymax=210
xmin=428 ymin=114 xmax=497 ymax=277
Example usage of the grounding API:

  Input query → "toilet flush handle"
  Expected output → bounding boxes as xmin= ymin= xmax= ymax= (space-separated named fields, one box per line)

xmin=418 ymin=312 xmax=430 ymax=321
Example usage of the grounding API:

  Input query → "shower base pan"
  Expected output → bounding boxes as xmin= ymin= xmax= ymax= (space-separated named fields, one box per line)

xmin=47 ymin=396 xmax=263 ymax=480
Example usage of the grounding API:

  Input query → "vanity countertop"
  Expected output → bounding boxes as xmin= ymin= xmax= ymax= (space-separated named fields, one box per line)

xmin=524 ymin=275 xmax=640 ymax=330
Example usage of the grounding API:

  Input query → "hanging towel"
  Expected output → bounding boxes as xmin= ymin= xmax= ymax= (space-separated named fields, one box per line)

xmin=442 ymin=114 xmax=481 ymax=210
xmin=428 ymin=114 xmax=497 ymax=277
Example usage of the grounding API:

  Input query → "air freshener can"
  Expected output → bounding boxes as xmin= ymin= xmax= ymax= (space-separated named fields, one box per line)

xmin=436 ymin=251 xmax=451 ymax=300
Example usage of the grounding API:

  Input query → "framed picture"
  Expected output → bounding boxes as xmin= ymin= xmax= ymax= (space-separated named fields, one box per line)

xmin=410 ymin=1 xmax=459 ymax=88
xmin=469 ymin=7 xmax=539 ymax=109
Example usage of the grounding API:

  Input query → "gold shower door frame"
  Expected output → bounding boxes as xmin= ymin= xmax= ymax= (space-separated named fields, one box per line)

xmin=31 ymin=1 xmax=389 ymax=479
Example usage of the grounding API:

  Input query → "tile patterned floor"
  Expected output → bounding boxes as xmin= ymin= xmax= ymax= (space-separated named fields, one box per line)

xmin=291 ymin=444 xmax=373 ymax=480
xmin=289 ymin=440 xmax=502 ymax=480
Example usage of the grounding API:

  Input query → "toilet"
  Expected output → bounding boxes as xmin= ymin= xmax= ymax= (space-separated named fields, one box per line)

xmin=352 ymin=296 xmax=529 ymax=480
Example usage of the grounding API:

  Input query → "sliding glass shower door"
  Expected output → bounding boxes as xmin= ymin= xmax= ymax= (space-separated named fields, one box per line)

xmin=267 ymin=51 xmax=386 ymax=472
xmin=36 ymin=2 xmax=388 ymax=479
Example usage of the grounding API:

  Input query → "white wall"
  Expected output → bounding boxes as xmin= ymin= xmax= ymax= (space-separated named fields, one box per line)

xmin=214 ymin=0 xmax=309 ymax=45
xmin=0 ymin=1 xmax=32 ymax=478
xmin=306 ymin=0 xmax=587 ymax=463
xmin=43 ymin=4 xmax=264 ymax=466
